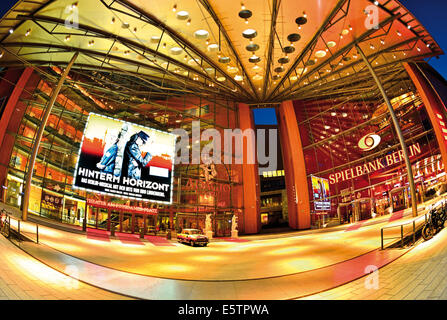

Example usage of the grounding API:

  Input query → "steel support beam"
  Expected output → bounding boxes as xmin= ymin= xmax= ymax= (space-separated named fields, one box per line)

xmin=22 ymin=51 xmax=78 ymax=221
xmin=356 ymin=44 xmax=418 ymax=217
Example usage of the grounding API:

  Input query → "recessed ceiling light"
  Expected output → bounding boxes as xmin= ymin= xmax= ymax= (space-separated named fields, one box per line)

xmin=278 ymin=57 xmax=290 ymax=64
xmin=176 ymin=11 xmax=189 ymax=20
xmin=253 ymin=74 xmax=263 ymax=81
xmin=170 ymin=47 xmax=183 ymax=55
xmin=295 ymin=17 xmax=307 ymax=25
xmin=218 ymin=56 xmax=231 ymax=64
xmin=283 ymin=46 xmax=295 ymax=54
xmin=239 ymin=9 xmax=252 ymax=19
xmin=194 ymin=30 xmax=209 ymax=39
xmin=216 ymin=76 xmax=226 ymax=82
xmin=246 ymin=43 xmax=260 ymax=52
xmin=207 ymin=43 xmax=219 ymax=52
xmin=315 ymin=50 xmax=327 ymax=58
xmin=249 ymin=55 xmax=261 ymax=63
xmin=274 ymin=66 xmax=285 ymax=73
xmin=327 ymin=41 xmax=336 ymax=48
xmin=150 ymin=36 xmax=160 ymax=44
xmin=227 ymin=66 xmax=239 ymax=73
xmin=242 ymin=29 xmax=257 ymax=39
xmin=234 ymin=75 xmax=243 ymax=81
xmin=287 ymin=33 xmax=301 ymax=42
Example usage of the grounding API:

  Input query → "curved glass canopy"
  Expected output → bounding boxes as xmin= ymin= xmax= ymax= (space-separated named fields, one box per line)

xmin=0 ymin=0 xmax=442 ymax=103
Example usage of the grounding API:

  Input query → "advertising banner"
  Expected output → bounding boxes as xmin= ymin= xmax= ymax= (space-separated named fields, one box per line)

xmin=73 ymin=113 xmax=176 ymax=204
xmin=311 ymin=175 xmax=331 ymax=211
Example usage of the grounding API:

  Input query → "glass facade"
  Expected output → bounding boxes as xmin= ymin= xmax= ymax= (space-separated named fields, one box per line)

xmin=296 ymin=67 xmax=445 ymax=228
xmin=1 ymin=68 xmax=243 ymax=237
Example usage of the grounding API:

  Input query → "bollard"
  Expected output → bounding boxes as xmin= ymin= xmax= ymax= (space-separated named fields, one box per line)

xmin=140 ymin=227 xmax=144 ymax=239
xmin=381 ymin=228 xmax=384 ymax=250
xmin=82 ymin=216 xmax=87 ymax=232
xmin=401 ymin=225 xmax=404 ymax=247
xmin=413 ymin=221 xmax=416 ymax=245
xmin=18 ymin=220 xmax=20 ymax=240
xmin=111 ymin=223 xmax=115 ymax=237
xmin=166 ymin=229 xmax=171 ymax=240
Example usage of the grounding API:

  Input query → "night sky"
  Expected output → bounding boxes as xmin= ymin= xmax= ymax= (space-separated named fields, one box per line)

xmin=0 ymin=0 xmax=446 ymax=125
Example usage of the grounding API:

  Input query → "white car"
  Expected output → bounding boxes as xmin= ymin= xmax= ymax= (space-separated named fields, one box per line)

xmin=177 ymin=229 xmax=209 ymax=247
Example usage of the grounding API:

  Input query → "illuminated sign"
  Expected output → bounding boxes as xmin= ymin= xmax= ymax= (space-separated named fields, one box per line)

xmin=358 ymin=133 xmax=381 ymax=151
xmin=311 ymin=175 xmax=331 ymax=211
xmin=329 ymin=143 xmax=422 ymax=184
xmin=73 ymin=113 xmax=176 ymax=203
xmin=86 ymin=199 xmax=158 ymax=215
xmin=184 ymin=178 xmax=231 ymax=194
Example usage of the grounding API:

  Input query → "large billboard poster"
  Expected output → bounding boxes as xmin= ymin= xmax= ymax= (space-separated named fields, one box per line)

xmin=311 ymin=175 xmax=331 ymax=211
xmin=73 ymin=113 xmax=176 ymax=204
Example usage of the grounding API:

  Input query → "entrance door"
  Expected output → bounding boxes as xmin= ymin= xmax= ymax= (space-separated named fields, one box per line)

xmin=355 ymin=199 xmax=372 ymax=221
xmin=390 ymin=188 xmax=406 ymax=212
xmin=337 ymin=203 xmax=352 ymax=224
xmin=109 ymin=210 xmax=120 ymax=231
xmin=214 ymin=212 xmax=232 ymax=237
xmin=121 ymin=213 xmax=133 ymax=233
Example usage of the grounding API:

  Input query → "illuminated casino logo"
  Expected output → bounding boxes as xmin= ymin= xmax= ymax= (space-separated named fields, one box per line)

xmin=358 ymin=133 xmax=381 ymax=151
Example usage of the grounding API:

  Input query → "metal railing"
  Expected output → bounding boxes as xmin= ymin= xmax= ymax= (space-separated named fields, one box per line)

xmin=381 ymin=212 xmax=428 ymax=250
xmin=0 ymin=209 xmax=39 ymax=244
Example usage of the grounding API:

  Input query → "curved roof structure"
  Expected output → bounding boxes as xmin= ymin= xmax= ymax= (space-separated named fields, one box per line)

xmin=0 ymin=0 xmax=443 ymax=104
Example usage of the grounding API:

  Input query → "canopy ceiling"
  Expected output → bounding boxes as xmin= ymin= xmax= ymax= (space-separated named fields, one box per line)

xmin=0 ymin=0 xmax=443 ymax=103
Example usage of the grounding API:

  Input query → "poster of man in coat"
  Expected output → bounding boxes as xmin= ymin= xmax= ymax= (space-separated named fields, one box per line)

xmin=73 ymin=113 xmax=176 ymax=203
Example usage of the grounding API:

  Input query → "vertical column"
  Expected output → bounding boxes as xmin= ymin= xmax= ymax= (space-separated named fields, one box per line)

xmin=95 ymin=207 xmax=99 ymax=229
xmin=278 ymin=100 xmax=311 ymax=230
xmin=404 ymin=62 xmax=447 ymax=173
xmin=169 ymin=207 xmax=174 ymax=230
xmin=144 ymin=214 xmax=147 ymax=234
xmin=131 ymin=213 xmax=135 ymax=234
xmin=356 ymin=45 xmax=417 ymax=217
xmin=0 ymin=68 xmax=35 ymax=199
xmin=22 ymin=52 xmax=78 ymax=221
xmin=107 ymin=209 xmax=111 ymax=231
xmin=238 ymin=103 xmax=261 ymax=234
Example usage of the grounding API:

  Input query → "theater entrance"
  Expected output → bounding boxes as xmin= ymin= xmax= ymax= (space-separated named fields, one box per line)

xmin=117 ymin=212 xmax=157 ymax=234
xmin=213 ymin=211 xmax=233 ymax=237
